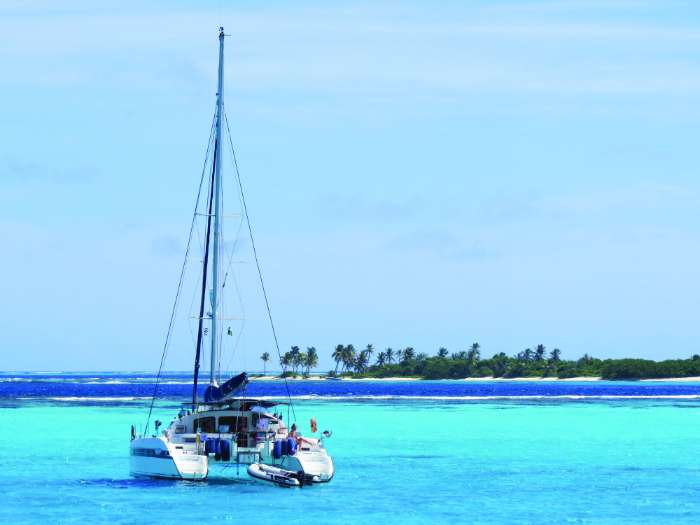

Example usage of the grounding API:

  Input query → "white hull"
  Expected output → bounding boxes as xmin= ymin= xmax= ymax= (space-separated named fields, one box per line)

xmin=130 ymin=406 xmax=333 ymax=483
xmin=130 ymin=445 xmax=333 ymax=483
xmin=130 ymin=437 xmax=208 ymax=480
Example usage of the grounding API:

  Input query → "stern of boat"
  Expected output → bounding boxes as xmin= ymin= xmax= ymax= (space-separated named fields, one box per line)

xmin=275 ymin=440 xmax=334 ymax=482
xmin=295 ymin=448 xmax=334 ymax=482
xmin=130 ymin=437 xmax=208 ymax=480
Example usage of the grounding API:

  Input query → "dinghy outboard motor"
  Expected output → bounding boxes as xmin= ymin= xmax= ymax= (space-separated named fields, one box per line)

xmin=204 ymin=372 xmax=249 ymax=402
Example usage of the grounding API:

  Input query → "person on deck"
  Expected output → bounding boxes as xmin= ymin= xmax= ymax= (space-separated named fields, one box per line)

xmin=289 ymin=423 xmax=312 ymax=447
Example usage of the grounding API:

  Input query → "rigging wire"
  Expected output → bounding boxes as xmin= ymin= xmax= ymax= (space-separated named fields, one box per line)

xmin=187 ymin=129 xmax=216 ymax=350
xmin=220 ymin=207 xmax=247 ymax=375
xmin=143 ymin=112 xmax=217 ymax=435
xmin=221 ymin=261 xmax=247 ymax=376
xmin=219 ymin=144 xmax=250 ymax=377
xmin=224 ymin=111 xmax=296 ymax=422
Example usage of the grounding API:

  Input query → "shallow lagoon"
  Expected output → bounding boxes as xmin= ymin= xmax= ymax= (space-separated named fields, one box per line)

xmin=2 ymin=378 xmax=700 ymax=524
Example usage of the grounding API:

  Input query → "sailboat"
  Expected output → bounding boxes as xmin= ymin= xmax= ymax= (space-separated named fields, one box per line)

xmin=129 ymin=28 xmax=334 ymax=485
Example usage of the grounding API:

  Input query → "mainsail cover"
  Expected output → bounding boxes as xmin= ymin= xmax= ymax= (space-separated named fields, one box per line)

xmin=204 ymin=372 xmax=249 ymax=402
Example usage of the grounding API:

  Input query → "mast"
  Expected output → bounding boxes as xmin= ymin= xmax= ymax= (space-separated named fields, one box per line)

xmin=191 ymin=151 xmax=216 ymax=406
xmin=210 ymin=27 xmax=225 ymax=386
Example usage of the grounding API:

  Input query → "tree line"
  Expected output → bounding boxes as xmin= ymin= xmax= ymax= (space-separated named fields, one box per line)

xmin=260 ymin=344 xmax=700 ymax=380
xmin=261 ymin=346 xmax=319 ymax=377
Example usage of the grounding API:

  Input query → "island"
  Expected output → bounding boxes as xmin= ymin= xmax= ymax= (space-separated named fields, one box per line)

xmin=257 ymin=344 xmax=700 ymax=381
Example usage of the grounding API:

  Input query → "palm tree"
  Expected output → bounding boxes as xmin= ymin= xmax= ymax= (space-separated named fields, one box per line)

xmin=395 ymin=348 xmax=404 ymax=363
xmin=467 ymin=342 xmax=480 ymax=366
xmin=535 ymin=344 xmax=546 ymax=361
xmin=492 ymin=352 xmax=509 ymax=377
xmin=305 ymin=347 xmax=318 ymax=376
xmin=578 ymin=353 xmax=593 ymax=366
xmin=376 ymin=351 xmax=387 ymax=366
xmin=437 ymin=347 xmax=449 ymax=358
xmin=289 ymin=346 xmax=301 ymax=374
xmin=332 ymin=344 xmax=344 ymax=375
xmin=295 ymin=351 xmax=307 ymax=376
xmin=549 ymin=348 xmax=561 ymax=363
xmin=364 ymin=344 xmax=374 ymax=363
xmin=341 ymin=344 xmax=356 ymax=374
xmin=260 ymin=352 xmax=270 ymax=375
xmin=519 ymin=348 xmax=534 ymax=362
xmin=452 ymin=351 xmax=467 ymax=360
xmin=385 ymin=347 xmax=394 ymax=365
xmin=354 ymin=350 xmax=369 ymax=374
xmin=402 ymin=347 xmax=415 ymax=363
xmin=280 ymin=352 xmax=292 ymax=373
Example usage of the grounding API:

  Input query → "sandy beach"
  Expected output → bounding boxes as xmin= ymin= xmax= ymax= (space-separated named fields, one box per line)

xmin=250 ymin=375 xmax=418 ymax=381
xmin=640 ymin=376 xmax=700 ymax=382
xmin=250 ymin=375 xmax=324 ymax=381
xmin=340 ymin=376 xmax=420 ymax=381
xmin=249 ymin=375 xmax=700 ymax=382
xmin=461 ymin=376 xmax=602 ymax=382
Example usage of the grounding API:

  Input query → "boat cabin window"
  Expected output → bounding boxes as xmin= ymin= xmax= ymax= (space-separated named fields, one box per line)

xmin=194 ymin=417 xmax=215 ymax=433
xmin=219 ymin=416 xmax=248 ymax=433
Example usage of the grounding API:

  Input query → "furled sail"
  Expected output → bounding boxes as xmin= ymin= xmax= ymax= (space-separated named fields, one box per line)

xmin=204 ymin=372 xmax=249 ymax=402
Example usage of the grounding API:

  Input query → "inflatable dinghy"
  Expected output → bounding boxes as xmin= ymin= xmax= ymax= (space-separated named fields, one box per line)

xmin=247 ymin=463 xmax=319 ymax=487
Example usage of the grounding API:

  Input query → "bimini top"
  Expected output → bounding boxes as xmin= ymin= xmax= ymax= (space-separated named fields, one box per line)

xmin=186 ymin=398 xmax=287 ymax=411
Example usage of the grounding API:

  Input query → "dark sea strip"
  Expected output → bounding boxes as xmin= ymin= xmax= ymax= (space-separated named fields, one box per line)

xmin=2 ymin=373 xmax=700 ymax=402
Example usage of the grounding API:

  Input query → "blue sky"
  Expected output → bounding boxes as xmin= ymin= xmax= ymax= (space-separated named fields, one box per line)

xmin=2 ymin=0 xmax=700 ymax=371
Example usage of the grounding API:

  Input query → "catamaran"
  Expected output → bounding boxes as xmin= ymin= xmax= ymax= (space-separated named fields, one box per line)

xmin=129 ymin=28 xmax=334 ymax=485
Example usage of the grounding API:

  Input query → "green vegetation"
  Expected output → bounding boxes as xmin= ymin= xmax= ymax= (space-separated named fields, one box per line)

xmin=599 ymin=357 xmax=700 ymax=380
xmin=278 ymin=343 xmax=700 ymax=380
xmin=259 ymin=352 xmax=270 ymax=375
xmin=279 ymin=346 xmax=319 ymax=377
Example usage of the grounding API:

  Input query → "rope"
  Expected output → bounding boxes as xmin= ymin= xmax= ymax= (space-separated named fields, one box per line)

xmin=143 ymin=112 xmax=216 ymax=435
xmin=220 ymin=215 xmax=246 ymax=375
xmin=223 ymin=111 xmax=296 ymax=422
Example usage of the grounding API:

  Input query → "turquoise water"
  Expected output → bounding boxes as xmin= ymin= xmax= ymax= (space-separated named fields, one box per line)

xmin=3 ymin=389 xmax=700 ymax=524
